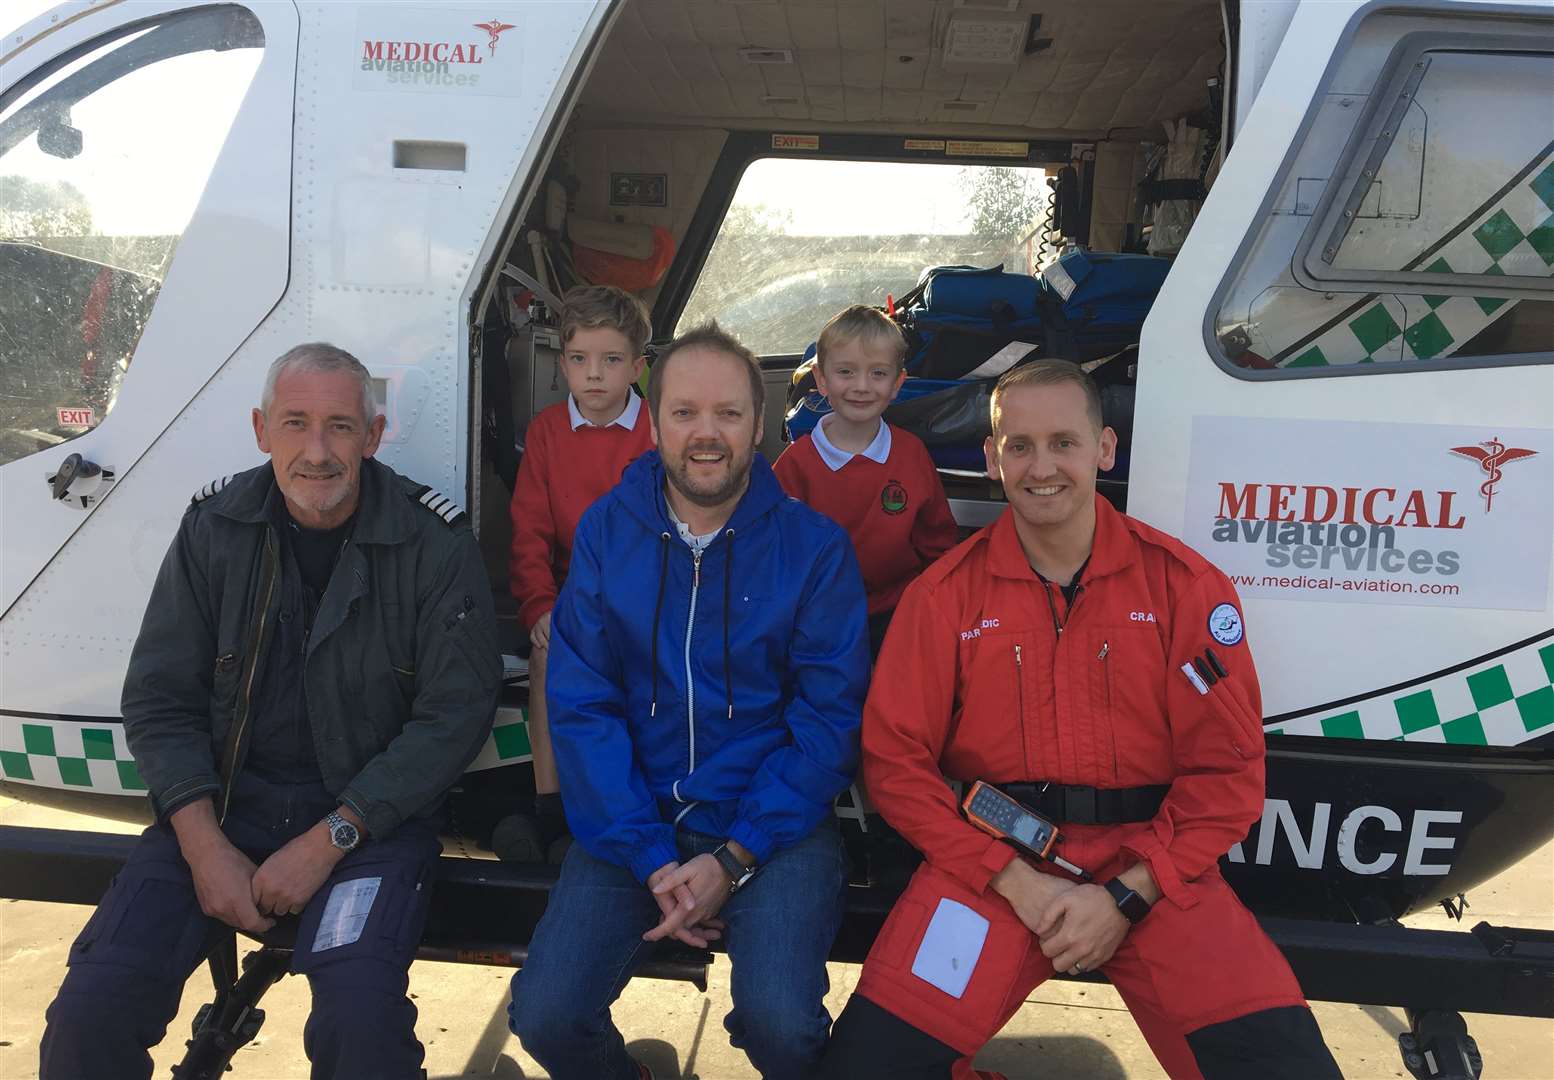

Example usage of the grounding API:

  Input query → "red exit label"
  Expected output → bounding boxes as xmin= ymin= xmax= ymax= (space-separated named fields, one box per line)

xmin=57 ymin=407 xmax=95 ymax=427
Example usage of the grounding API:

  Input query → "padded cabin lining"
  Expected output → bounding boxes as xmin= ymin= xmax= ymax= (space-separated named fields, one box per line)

xmin=565 ymin=126 xmax=729 ymax=307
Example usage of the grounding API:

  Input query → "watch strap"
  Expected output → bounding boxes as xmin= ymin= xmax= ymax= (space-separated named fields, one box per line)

xmin=1103 ymin=877 xmax=1150 ymax=924
xmin=325 ymin=810 xmax=360 ymax=853
xmin=712 ymin=843 xmax=756 ymax=892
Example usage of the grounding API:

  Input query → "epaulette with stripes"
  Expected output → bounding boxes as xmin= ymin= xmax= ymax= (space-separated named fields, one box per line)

xmin=190 ymin=475 xmax=234 ymax=505
xmin=414 ymin=485 xmax=468 ymax=527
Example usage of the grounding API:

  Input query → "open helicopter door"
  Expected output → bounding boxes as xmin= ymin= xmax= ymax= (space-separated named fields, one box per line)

xmin=0 ymin=2 xmax=298 ymax=616
xmin=1132 ymin=0 xmax=1553 ymax=733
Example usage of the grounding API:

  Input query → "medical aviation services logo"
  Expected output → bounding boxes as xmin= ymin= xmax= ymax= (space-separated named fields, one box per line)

xmin=881 ymin=480 xmax=908 ymax=515
xmin=1448 ymin=438 xmax=1539 ymax=513
xmin=473 ymin=19 xmax=515 ymax=55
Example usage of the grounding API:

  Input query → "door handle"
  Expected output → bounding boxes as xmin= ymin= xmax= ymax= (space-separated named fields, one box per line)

xmin=45 ymin=452 xmax=116 ymax=508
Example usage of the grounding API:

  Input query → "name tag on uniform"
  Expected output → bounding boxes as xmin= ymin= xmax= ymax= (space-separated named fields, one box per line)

xmin=910 ymin=898 xmax=989 ymax=999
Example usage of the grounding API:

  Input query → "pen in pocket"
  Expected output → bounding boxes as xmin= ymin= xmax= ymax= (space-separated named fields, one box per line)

xmin=1180 ymin=661 xmax=1209 ymax=696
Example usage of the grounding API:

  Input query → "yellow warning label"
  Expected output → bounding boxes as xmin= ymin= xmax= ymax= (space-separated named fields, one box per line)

xmin=904 ymin=139 xmax=946 ymax=151
xmin=772 ymin=134 xmax=821 ymax=151
xmin=946 ymin=140 xmax=1029 ymax=159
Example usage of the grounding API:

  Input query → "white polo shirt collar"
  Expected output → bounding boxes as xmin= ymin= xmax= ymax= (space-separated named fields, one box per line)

xmin=568 ymin=391 xmax=642 ymax=431
xmin=812 ymin=414 xmax=891 ymax=472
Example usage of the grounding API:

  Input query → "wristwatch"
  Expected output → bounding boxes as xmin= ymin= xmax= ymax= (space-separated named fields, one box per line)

xmin=1103 ymin=877 xmax=1151 ymax=924
xmin=325 ymin=810 xmax=361 ymax=853
xmin=712 ymin=843 xmax=758 ymax=893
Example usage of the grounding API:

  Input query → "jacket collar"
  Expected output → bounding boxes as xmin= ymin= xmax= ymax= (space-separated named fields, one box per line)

xmin=618 ymin=449 xmax=786 ymax=537
xmin=205 ymin=458 xmax=416 ymax=544
xmin=986 ymin=494 xmax=1133 ymax=582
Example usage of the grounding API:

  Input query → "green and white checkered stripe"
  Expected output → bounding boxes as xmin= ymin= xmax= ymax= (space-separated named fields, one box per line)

xmin=0 ymin=707 xmax=534 ymax=795
xmin=464 ymin=706 xmax=532 ymax=771
xmin=1267 ymin=638 xmax=1554 ymax=746
xmin=0 ymin=715 xmax=146 ymax=793
xmin=1279 ymin=156 xmax=1554 ymax=368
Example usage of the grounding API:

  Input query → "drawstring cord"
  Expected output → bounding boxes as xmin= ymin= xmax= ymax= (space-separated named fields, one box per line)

xmin=650 ymin=532 xmax=670 ymax=716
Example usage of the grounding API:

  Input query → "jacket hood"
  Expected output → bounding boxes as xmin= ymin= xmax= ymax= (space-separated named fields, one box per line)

xmin=615 ymin=449 xmax=787 ymax=536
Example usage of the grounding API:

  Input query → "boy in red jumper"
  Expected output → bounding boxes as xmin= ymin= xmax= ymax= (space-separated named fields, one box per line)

xmin=774 ymin=305 xmax=958 ymax=656
xmin=508 ymin=285 xmax=655 ymax=860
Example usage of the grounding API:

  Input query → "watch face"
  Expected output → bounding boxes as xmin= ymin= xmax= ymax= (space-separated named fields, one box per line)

xmin=331 ymin=822 xmax=358 ymax=849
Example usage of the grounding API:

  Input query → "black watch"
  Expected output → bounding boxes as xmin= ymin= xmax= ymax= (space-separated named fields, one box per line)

xmin=1103 ymin=877 xmax=1151 ymax=924
xmin=712 ymin=843 xmax=757 ymax=893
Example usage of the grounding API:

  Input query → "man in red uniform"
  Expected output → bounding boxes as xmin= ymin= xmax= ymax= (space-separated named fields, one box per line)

xmin=820 ymin=361 xmax=1340 ymax=1079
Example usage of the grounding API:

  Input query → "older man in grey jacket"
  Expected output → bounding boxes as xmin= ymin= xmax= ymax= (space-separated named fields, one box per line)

xmin=41 ymin=343 xmax=501 ymax=1080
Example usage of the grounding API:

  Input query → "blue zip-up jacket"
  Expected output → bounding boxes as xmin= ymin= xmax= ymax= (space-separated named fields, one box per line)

xmin=547 ymin=450 xmax=870 ymax=883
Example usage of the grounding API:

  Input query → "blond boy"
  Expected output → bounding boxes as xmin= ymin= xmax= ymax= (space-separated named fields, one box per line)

xmin=774 ymin=305 xmax=958 ymax=654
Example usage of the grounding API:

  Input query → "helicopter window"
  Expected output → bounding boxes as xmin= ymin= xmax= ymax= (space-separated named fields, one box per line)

xmin=1209 ymin=14 xmax=1554 ymax=377
xmin=675 ymin=157 xmax=1051 ymax=357
xmin=0 ymin=7 xmax=264 ymax=467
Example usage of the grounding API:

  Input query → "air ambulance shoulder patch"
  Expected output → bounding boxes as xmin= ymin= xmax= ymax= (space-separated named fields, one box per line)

xmin=1208 ymin=602 xmax=1244 ymax=646
xmin=190 ymin=474 xmax=234 ymax=506
xmin=412 ymin=485 xmax=467 ymax=528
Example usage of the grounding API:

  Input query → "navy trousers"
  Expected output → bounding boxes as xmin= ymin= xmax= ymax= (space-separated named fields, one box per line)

xmin=40 ymin=775 xmax=441 ymax=1080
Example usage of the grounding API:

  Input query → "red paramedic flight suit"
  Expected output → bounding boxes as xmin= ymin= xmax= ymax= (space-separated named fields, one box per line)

xmin=855 ymin=497 xmax=1308 ymax=1079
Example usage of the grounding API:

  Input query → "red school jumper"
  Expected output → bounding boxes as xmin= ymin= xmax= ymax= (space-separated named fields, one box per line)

xmin=773 ymin=420 xmax=958 ymax=615
xmin=508 ymin=394 xmax=654 ymax=629
xmin=853 ymin=497 xmax=1308 ymax=1078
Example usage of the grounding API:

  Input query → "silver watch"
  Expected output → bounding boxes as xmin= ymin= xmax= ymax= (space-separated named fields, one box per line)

xmin=325 ymin=809 xmax=361 ymax=853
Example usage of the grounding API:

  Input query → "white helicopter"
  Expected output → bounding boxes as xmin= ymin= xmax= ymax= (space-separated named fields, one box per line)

xmin=2 ymin=1 xmax=1550 ymax=1076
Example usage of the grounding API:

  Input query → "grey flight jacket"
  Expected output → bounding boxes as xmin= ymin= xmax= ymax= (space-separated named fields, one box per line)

xmin=121 ymin=458 xmax=502 ymax=838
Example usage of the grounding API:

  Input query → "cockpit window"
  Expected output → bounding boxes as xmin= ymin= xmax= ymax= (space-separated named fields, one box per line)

xmin=0 ymin=7 xmax=263 ymax=465
xmin=1211 ymin=16 xmax=1553 ymax=375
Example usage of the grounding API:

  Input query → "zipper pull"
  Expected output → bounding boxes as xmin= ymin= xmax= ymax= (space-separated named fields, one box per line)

xmin=1097 ymin=641 xmax=1109 ymax=661
xmin=1014 ymin=643 xmax=1023 ymax=667
xmin=692 ymin=547 xmax=702 ymax=587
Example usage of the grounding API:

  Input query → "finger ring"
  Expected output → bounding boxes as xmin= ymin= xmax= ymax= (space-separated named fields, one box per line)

xmin=1070 ymin=964 xmax=1083 ymax=975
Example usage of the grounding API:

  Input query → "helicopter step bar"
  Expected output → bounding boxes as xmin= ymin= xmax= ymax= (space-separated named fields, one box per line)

xmin=3 ymin=823 xmax=1551 ymax=1023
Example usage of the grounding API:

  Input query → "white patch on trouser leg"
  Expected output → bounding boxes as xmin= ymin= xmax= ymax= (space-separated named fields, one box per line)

xmin=910 ymin=898 xmax=989 ymax=999
xmin=311 ymin=876 xmax=382 ymax=953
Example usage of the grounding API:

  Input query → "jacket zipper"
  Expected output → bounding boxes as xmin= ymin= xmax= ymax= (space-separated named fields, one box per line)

xmin=1015 ymin=643 xmax=1030 ymax=775
xmin=220 ymin=529 xmax=280 ymax=823
xmin=682 ymin=546 xmax=702 ymax=783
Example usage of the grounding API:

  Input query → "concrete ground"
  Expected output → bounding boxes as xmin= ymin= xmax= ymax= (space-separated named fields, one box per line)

xmin=2 ymin=791 xmax=1550 ymax=1080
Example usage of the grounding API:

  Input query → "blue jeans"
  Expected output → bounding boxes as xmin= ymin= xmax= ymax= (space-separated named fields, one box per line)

xmin=510 ymin=824 xmax=847 ymax=1080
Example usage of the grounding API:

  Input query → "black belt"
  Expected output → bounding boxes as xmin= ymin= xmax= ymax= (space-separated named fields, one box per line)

xmin=996 ymin=782 xmax=1168 ymax=826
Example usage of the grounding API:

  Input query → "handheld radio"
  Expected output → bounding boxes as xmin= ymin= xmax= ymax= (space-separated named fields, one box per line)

xmin=961 ymin=781 xmax=1091 ymax=881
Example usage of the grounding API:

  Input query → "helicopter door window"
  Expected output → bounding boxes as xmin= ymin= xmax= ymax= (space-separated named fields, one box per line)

xmin=1209 ymin=12 xmax=1554 ymax=376
xmin=675 ymin=157 xmax=1051 ymax=358
xmin=0 ymin=7 xmax=265 ymax=466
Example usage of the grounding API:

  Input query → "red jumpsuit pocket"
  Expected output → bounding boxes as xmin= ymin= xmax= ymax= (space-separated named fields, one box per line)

xmin=1202 ymin=679 xmax=1262 ymax=760
xmin=956 ymin=628 xmax=1037 ymax=767
xmin=856 ymin=866 xmax=1033 ymax=1054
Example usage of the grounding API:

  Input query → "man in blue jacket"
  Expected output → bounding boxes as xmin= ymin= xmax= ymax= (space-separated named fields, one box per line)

xmin=509 ymin=323 xmax=871 ymax=1080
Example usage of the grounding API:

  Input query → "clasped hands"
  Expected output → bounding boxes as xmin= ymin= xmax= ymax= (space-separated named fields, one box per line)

xmin=643 ymin=854 xmax=738 ymax=949
xmin=172 ymin=799 xmax=347 ymax=934
xmin=991 ymin=857 xmax=1132 ymax=976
